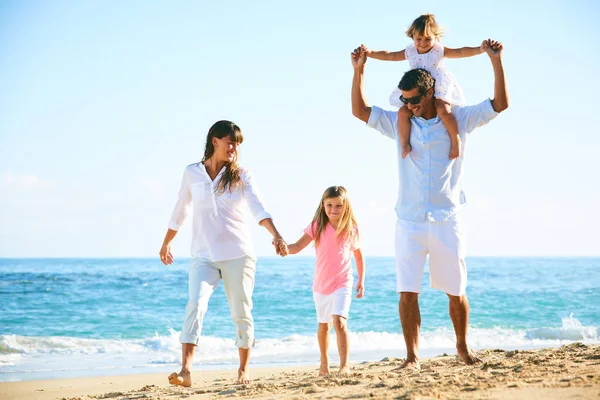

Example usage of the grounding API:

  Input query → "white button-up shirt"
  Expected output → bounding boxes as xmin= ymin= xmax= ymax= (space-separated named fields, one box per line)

xmin=367 ymin=99 xmax=498 ymax=222
xmin=168 ymin=163 xmax=272 ymax=261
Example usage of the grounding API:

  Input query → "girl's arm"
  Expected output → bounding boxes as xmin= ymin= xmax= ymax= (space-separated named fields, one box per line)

xmin=363 ymin=44 xmax=406 ymax=61
xmin=287 ymin=233 xmax=313 ymax=255
xmin=444 ymin=42 xmax=485 ymax=59
xmin=354 ymin=248 xmax=365 ymax=298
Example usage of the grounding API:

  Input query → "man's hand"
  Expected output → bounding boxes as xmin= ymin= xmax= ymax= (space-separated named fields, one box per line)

xmin=483 ymin=39 xmax=503 ymax=59
xmin=159 ymin=243 xmax=174 ymax=265
xmin=351 ymin=45 xmax=367 ymax=69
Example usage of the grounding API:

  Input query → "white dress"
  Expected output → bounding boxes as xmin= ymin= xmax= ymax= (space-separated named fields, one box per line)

xmin=389 ymin=42 xmax=465 ymax=108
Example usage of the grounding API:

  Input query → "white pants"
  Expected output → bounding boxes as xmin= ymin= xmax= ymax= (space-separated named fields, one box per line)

xmin=395 ymin=218 xmax=467 ymax=296
xmin=180 ymin=256 xmax=256 ymax=349
xmin=313 ymin=287 xmax=352 ymax=323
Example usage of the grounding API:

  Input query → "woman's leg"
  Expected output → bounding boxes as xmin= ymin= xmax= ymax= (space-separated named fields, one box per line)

xmin=169 ymin=259 xmax=220 ymax=387
xmin=220 ymin=256 xmax=256 ymax=384
xmin=435 ymin=99 xmax=461 ymax=159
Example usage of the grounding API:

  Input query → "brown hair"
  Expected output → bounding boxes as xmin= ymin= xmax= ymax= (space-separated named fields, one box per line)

xmin=311 ymin=186 xmax=358 ymax=246
xmin=398 ymin=68 xmax=436 ymax=95
xmin=202 ymin=120 xmax=244 ymax=194
xmin=405 ymin=14 xmax=443 ymax=39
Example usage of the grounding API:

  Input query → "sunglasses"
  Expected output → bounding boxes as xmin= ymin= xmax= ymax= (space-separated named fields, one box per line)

xmin=399 ymin=94 xmax=424 ymax=105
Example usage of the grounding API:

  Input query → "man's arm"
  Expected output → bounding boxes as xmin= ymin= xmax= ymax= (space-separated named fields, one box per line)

xmin=351 ymin=46 xmax=372 ymax=123
xmin=485 ymin=39 xmax=509 ymax=113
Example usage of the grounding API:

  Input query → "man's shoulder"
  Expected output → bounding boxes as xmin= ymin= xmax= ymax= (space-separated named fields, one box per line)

xmin=369 ymin=106 xmax=397 ymax=122
xmin=451 ymin=99 xmax=492 ymax=112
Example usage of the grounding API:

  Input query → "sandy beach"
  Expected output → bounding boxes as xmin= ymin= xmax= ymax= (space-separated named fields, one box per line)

xmin=2 ymin=343 xmax=598 ymax=400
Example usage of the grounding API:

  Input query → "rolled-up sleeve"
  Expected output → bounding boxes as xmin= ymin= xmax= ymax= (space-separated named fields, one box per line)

xmin=366 ymin=106 xmax=398 ymax=140
xmin=242 ymin=169 xmax=272 ymax=224
xmin=168 ymin=168 xmax=192 ymax=231
xmin=454 ymin=99 xmax=499 ymax=135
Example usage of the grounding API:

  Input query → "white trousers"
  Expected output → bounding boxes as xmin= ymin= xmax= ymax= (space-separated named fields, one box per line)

xmin=179 ymin=256 xmax=256 ymax=349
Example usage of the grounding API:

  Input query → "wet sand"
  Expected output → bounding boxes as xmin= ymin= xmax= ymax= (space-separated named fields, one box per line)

xmin=2 ymin=343 xmax=599 ymax=399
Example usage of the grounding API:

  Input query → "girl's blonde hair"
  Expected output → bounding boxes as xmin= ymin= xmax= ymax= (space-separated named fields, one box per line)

xmin=311 ymin=186 xmax=358 ymax=246
xmin=405 ymin=14 xmax=444 ymax=39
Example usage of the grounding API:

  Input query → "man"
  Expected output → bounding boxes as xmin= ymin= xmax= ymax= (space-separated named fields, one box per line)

xmin=350 ymin=40 xmax=508 ymax=369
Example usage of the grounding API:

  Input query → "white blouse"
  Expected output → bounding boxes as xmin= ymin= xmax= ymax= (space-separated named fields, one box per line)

xmin=168 ymin=163 xmax=272 ymax=261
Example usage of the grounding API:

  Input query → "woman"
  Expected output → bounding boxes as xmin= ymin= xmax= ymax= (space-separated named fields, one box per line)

xmin=159 ymin=120 xmax=287 ymax=386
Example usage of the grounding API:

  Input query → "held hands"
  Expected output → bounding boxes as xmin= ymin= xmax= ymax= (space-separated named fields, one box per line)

xmin=350 ymin=44 xmax=367 ymax=68
xmin=159 ymin=243 xmax=174 ymax=265
xmin=482 ymin=39 xmax=503 ymax=59
xmin=272 ymin=237 xmax=289 ymax=257
xmin=356 ymin=281 xmax=365 ymax=298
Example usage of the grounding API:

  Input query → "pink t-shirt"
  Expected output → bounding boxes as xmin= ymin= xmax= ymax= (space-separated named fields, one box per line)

xmin=304 ymin=221 xmax=360 ymax=295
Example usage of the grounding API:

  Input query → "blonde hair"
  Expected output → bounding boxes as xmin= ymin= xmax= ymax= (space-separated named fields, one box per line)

xmin=311 ymin=186 xmax=358 ymax=246
xmin=405 ymin=14 xmax=444 ymax=39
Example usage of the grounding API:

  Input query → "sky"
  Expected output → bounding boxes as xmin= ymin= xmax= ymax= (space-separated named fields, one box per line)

xmin=1 ymin=0 xmax=599 ymax=258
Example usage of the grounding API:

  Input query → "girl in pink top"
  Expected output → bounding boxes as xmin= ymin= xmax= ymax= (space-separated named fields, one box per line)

xmin=284 ymin=186 xmax=365 ymax=376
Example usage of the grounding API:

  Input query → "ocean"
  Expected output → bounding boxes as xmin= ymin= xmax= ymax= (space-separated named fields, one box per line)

xmin=1 ymin=257 xmax=598 ymax=382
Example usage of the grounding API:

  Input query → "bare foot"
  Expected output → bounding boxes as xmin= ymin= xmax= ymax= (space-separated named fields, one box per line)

xmin=402 ymin=143 xmax=412 ymax=159
xmin=449 ymin=136 xmax=461 ymax=159
xmin=391 ymin=358 xmax=420 ymax=372
xmin=457 ymin=346 xmax=481 ymax=365
xmin=237 ymin=369 xmax=252 ymax=384
xmin=319 ymin=361 xmax=330 ymax=376
xmin=338 ymin=365 xmax=350 ymax=375
xmin=168 ymin=371 xmax=192 ymax=387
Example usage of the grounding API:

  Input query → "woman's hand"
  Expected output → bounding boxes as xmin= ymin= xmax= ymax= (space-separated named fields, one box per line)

xmin=272 ymin=237 xmax=288 ymax=257
xmin=159 ymin=243 xmax=174 ymax=265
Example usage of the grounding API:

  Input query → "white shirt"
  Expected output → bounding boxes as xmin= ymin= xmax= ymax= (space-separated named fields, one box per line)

xmin=367 ymin=99 xmax=498 ymax=222
xmin=168 ymin=163 xmax=272 ymax=261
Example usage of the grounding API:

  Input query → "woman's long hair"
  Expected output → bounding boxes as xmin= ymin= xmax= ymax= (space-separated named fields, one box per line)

xmin=202 ymin=120 xmax=244 ymax=194
xmin=311 ymin=186 xmax=358 ymax=246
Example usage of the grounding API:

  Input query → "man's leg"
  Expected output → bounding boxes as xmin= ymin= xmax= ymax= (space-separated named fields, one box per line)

xmin=447 ymin=293 xmax=481 ymax=364
xmin=394 ymin=219 xmax=427 ymax=371
xmin=428 ymin=218 xmax=478 ymax=364
xmin=396 ymin=292 xmax=421 ymax=370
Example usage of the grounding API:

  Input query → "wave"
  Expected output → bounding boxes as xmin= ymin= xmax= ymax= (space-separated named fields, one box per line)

xmin=1 ymin=316 xmax=597 ymax=369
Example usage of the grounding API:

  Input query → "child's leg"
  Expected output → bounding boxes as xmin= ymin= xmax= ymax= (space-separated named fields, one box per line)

xmin=435 ymin=99 xmax=461 ymax=159
xmin=317 ymin=322 xmax=331 ymax=376
xmin=398 ymin=105 xmax=413 ymax=159
xmin=332 ymin=315 xmax=350 ymax=374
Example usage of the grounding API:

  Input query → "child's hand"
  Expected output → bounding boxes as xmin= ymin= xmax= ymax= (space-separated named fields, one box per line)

xmin=278 ymin=241 xmax=289 ymax=257
xmin=360 ymin=44 xmax=372 ymax=56
xmin=483 ymin=39 xmax=503 ymax=58
xmin=480 ymin=40 xmax=487 ymax=54
xmin=356 ymin=282 xmax=365 ymax=298
xmin=272 ymin=237 xmax=288 ymax=257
